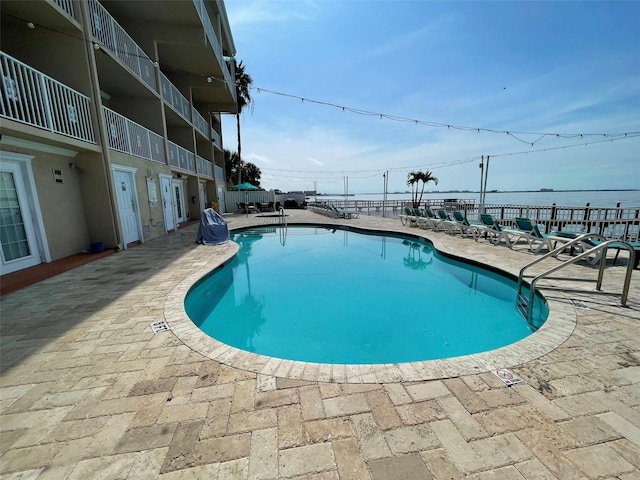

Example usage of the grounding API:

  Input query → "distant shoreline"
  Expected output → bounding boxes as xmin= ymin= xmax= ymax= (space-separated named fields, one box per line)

xmin=316 ymin=189 xmax=640 ymax=196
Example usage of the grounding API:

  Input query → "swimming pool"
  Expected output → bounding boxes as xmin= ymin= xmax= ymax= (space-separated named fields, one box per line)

xmin=185 ymin=226 xmax=548 ymax=365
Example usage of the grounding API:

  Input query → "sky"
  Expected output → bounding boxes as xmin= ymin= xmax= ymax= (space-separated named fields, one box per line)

xmin=221 ymin=1 xmax=640 ymax=194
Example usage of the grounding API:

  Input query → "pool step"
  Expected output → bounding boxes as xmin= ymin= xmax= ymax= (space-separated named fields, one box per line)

xmin=516 ymin=292 xmax=529 ymax=320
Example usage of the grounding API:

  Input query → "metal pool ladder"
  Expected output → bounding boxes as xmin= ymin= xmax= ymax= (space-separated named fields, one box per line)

xmin=279 ymin=206 xmax=287 ymax=245
xmin=516 ymin=233 xmax=635 ymax=327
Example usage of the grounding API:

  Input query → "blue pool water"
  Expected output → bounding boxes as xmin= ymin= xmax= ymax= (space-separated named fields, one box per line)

xmin=185 ymin=226 xmax=548 ymax=364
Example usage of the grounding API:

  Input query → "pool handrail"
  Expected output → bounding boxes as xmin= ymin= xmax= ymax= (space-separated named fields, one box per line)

xmin=517 ymin=233 xmax=635 ymax=324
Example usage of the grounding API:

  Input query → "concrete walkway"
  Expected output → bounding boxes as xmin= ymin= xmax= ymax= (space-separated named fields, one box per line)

xmin=1 ymin=209 xmax=639 ymax=479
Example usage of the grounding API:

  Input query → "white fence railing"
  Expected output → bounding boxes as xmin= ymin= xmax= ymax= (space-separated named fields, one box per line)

xmin=102 ymin=107 xmax=165 ymax=163
xmin=1 ymin=52 xmax=95 ymax=143
xmin=215 ymin=165 xmax=224 ymax=181
xmin=53 ymin=0 xmax=76 ymax=19
xmin=168 ymin=140 xmax=196 ymax=173
xmin=88 ymin=0 xmax=157 ymax=91
xmin=192 ymin=0 xmax=236 ymax=103
xmin=320 ymin=198 xmax=640 ymax=242
xmin=197 ymin=156 xmax=213 ymax=178
xmin=192 ymin=108 xmax=209 ymax=137
xmin=210 ymin=128 xmax=221 ymax=147
xmin=160 ymin=73 xmax=191 ymax=121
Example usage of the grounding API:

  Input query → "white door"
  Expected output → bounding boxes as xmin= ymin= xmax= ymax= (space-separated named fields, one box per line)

xmin=172 ymin=179 xmax=186 ymax=224
xmin=159 ymin=174 xmax=175 ymax=232
xmin=0 ymin=163 xmax=41 ymax=274
xmin=113 ymin=169 xmax=141 ymax=246
xmin=217 ymin=185 xmax=226 ymax=213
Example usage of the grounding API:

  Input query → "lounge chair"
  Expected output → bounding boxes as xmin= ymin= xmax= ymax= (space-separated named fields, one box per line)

xmin=451 ymin=211 xmax=486 ymax=239
xmin=547 ymin=230 xmax=640 ymax=268
xmin=478 ymin=214 xmax=528 ymax=247
xmin=331 ymin=205 xmax=359 ymax=219
xmin=513 ymin=217 xmax=556 ymax=253
xmin=419 ymin=208 xmax=444 ymax=231
xmin=436 ymin=209 xmax=463 ymax=234
xmin=400 ymin=206 xmax=418 ymax=226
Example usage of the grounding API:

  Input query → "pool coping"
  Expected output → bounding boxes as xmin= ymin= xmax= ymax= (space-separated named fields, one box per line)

xmin=164 ymin=222 xmax=577 ymax=383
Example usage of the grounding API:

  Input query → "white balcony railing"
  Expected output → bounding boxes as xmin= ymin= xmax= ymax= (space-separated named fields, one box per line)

xmin=210 ymin=128 xmax=221 ymax=147
xmin=192 ymin=108 xmax=209 ymax=137
xmin=160 ymin=73 xmax=191 ymax=121
xmin=197 ymin=155 xmax=213 ymax=178
xmin=214 ymin=164 xmax=224 ymax=182
xmin=168 ymin=141 xmax=196 ymax=173
xmin=102 ymin=107 xmax=165 ymax=164
xmin=53 ymin=0 xmax=76 ymax=19
xmin=192 ymin=0 xmax=236 ymax=103
xmin=0 ymin=52 xmax=96 ymax=143
xmin=88 ymin=0 xmax=158 ymax=92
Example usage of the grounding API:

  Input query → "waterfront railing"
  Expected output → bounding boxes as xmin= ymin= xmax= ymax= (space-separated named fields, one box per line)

xmin=315 ymin=199 xmax=640 ymax=241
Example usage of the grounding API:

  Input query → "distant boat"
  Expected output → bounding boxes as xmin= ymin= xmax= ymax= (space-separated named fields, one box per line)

xmin=540 ymin=188 xmax=554 ymax=192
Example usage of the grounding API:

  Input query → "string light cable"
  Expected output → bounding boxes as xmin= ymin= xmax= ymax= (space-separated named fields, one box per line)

xmin=257 ymin=133 xmax=640 ymax=177
xmin=227 ymin=81 xmax=640 ymax=145
xmin=12 ymin=13 xmax=639 ymax=147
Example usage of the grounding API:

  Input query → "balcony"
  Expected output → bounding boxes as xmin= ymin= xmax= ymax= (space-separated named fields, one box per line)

xmin=160 ymin=73 xmax=191 ymax=123
xmin=192 ymin=108 xmax=209 ymax=138
xmin=197 ymin=156 xmax=213 ymax=179
xmin=210 ymin=128 xmax=221 ymax=148
xmin=93 ymin=1 xmax=236 ymax=111
xmin=0 ymin=52 xmax=96 ymax=144
xmin=168 ymin=141 xmax=196 ymax=174
xmin=88 ymin=0 xmax=158 ymax=92
xmin=192 ymin=0 xmax=235 ymax=102
xmin=102 ymin=107 xmax=165 ymax=164
xmin=53 ymin=0 xmax=75 ymax=18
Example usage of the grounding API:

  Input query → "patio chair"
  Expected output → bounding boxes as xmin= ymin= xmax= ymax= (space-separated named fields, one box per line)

xmin=478 ymin=214 xmax=527 ymax=247
xmin=433 ymin=209 xmax=460 ymax=234
xmin=547 ymin=230 xmax=640 ymax=268
xmin=400 ymin=206 xmax=419 ymax=226
xmin=452 ymin=211 xmax=486 ymax=239
xmin=418 ymin=208 xmax=445 ymax=231
xmin=330 ymin=205 xmax=359 ymax=219
xmin=513 ymin=217 xmax=555 ymax=253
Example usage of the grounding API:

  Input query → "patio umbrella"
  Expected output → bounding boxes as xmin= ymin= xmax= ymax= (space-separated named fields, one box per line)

xmin=232 ymin=182 xmax=259 ymax=191
xmin=232 ymin=182 xmax=259 ymax=216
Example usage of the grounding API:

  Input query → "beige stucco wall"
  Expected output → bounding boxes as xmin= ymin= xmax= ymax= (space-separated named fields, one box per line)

xmin=2 ymin=145 xmax=91 ymax=261
xmin=108 ymin=151 xmax=174 ymax=242
xmin=74 ymin=152 xmax=119 ymax=250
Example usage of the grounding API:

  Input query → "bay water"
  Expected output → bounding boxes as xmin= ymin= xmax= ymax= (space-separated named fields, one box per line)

xmin=316 ymin=190 xmax=640 ymax=208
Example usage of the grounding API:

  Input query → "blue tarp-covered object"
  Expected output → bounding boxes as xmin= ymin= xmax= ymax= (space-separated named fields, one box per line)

xmin=195 ymin=208 xmax=229 ymax=245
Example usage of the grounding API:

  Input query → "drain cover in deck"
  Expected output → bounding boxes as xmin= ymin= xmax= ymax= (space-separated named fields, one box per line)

xmin=493 ymin=368 xmax=523 ymax=386
xmin=151 ymin=320 xmax=171 ymax=334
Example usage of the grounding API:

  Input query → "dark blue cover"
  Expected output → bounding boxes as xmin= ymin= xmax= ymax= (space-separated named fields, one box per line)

xmin=195 ymin=208 xmax=229 ymax=245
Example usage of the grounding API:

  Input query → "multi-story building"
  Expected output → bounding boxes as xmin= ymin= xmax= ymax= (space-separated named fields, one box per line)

xmin=0 ymin=0 xmax=237 ymax=275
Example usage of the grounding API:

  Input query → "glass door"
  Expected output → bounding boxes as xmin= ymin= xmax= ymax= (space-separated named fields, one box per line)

xmin=0 ymin=164 xmax=41 ymax=274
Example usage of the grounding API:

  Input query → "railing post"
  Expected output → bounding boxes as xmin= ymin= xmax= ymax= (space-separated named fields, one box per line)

xmin=39 ymin=76 xmax=55 ymax=133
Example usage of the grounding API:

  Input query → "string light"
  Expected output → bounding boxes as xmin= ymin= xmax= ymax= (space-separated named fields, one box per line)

xmin=12 ymin=12 xmax=639 ymax=150
xmin=257 ymin=133 xmax=640 ymax=176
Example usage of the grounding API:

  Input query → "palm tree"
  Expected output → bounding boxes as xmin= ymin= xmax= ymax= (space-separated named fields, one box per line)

xmin=407 ymin=170 xmax=439 ymax=208
xmin=234 ymin=60 xmax=253 ymax=183
xmin=224 ymin=149 xmax=241 ymax=185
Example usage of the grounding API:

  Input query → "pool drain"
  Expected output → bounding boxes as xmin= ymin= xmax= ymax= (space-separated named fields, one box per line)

xmin=151 ymin=320 xmax=171 ymax=334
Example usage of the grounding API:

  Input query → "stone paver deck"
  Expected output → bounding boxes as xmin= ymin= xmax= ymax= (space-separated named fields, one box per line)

xmin=1 ymin=209 xmax=638 ymax=479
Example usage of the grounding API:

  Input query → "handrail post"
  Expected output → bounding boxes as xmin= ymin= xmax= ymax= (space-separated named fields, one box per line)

xmin=596 ymin=246 xmax=607 ymax=291
xmin=519 ymin=234 xmax=635 ymax=314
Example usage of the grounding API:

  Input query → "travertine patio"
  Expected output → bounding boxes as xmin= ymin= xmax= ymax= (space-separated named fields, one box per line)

xmin=1 ymin=209 xmax=639 ymax=479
